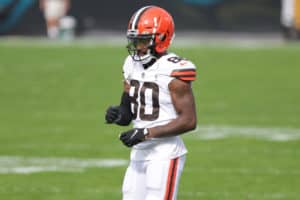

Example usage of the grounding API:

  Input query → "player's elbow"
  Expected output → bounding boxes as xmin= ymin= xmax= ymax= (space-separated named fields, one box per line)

xmin=183 ymin=115 xmax=197 ymax=132
xmin=189 ymin=118 xmax=197 ymax=131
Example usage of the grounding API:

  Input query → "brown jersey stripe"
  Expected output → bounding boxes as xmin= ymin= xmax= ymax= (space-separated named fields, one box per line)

xmin=172 ymin=74 xmax=196 ymax=78
xmin=171 ymin=68 xmax=196 ymax=73
xmin=173 ymin=75 xmax=196 ymax=80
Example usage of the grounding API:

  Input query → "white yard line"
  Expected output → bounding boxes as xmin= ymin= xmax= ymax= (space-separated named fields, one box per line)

xmin=0 ymin=156 xmax=127 ymax=174
xmin=187 ymin=125 xmax=300 ymax=141
xmin=185 ymin=167 xmax=300 ymax=175
xmin=181 ymin=191 xmax=294 ymax=199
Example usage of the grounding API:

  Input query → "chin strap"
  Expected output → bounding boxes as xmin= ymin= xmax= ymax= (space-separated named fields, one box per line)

xmin=142 ymin=58 xmax=157 ymax=69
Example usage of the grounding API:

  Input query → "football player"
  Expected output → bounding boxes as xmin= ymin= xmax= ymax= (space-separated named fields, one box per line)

xmin=39 ymin=0 xmax=70 ymax=39
xmin=105 ymin=5 xmax=197 ymax=200
xmin=281 ymin=0 xmax=300 ymax=39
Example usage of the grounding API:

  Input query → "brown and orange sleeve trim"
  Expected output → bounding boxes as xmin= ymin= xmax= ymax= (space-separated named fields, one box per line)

xmin=170 ymin=68 xmax=196 ymax=81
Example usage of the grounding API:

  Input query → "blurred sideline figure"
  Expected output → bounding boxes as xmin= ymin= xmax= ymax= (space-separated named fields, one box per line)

xmin=39 ymin=0 xmax=70 ymax=39
xmin=105 ymin=6 xmax=197 ymax=200
xmin=281 ymin=0 xmax=300 ymax=40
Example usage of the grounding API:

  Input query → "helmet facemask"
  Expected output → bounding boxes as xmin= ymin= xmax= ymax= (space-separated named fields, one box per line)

xmin=126 ymin=32 xmax=157 ymax=65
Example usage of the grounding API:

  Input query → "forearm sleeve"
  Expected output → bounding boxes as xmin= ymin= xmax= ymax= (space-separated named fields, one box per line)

xmin=115 ymin=92 xmax=133 ymax=126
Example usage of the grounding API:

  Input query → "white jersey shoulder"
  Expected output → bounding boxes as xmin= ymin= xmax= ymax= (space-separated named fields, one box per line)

xmin=123 ymin=53 xmax=197 ymax=82
xmin=156 ymin=53 xmax=197 ymax=81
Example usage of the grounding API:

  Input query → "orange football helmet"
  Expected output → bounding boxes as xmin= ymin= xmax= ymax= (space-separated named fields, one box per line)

xmin=126 ymin=6 xmax=175 ymax=63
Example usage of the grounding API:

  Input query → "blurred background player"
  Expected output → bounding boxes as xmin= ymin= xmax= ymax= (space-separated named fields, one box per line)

xmin=39 ymin=0 xmax=70 ymax=39
xmin=281 ymin=0 xmax=300 ymax=40
xmin=105 ymin=6 xmax=197 ymax=200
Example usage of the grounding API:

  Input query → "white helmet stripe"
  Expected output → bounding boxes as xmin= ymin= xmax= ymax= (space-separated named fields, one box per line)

xmin=131 ymin=6 xmax=152 ymax=30
xmin=152 ymin=17 xmax=157 ymax=34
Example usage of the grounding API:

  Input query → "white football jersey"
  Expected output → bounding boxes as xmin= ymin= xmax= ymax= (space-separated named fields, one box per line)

xmin=122 ymin=53 xmax=196 ymax=161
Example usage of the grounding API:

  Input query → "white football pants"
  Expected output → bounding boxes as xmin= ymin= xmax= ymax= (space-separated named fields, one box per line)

xmin=122 ymin=155 xmax=186 ymax=200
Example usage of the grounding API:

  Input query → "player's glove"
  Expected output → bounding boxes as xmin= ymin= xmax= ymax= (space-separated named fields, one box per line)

xmin=119 ymin=128 xmax=149 ymax=147
xmin=105 ymin=106 xmax=121 ymax=124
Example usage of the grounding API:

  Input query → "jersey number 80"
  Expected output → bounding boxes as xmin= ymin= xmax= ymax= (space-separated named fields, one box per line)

xmin=129 ymin=80 xmax=160 ymax=121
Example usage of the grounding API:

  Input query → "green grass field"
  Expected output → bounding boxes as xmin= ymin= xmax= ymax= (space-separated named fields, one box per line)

xmin=0 ymin=39 xmax=300 ymax=199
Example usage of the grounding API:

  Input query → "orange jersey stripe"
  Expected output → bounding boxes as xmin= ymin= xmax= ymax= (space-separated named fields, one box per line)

xmin=164 ymin=158 xmax=179 ymax=200
xmin=171 ymin=69 xmax=196 ymax=75
xmin=179 ymin=76 xmax=196 ymax=81
xmin=171 ymin=71 xmax=196 ymax=76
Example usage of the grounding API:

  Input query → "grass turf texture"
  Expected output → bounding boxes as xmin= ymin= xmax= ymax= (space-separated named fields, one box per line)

xmin=0 ymin=41 xmax=300 ymax=199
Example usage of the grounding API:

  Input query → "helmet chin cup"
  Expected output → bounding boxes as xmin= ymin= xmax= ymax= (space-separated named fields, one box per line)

xmin=131 ymin=49 xmax=155 ymax=65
